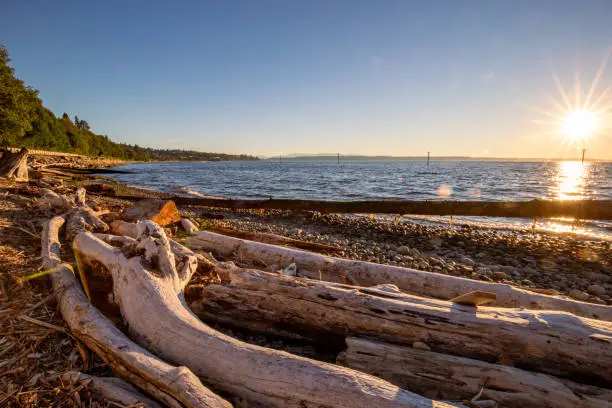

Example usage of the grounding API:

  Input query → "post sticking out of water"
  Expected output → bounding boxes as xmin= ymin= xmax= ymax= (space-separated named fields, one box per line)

xmin=337 ymin=153 xmax=340 ymax=164
xmin=581 ymin=149 xmax=586 ymax=165
xmin=427 ymin=152 xmax=430 ymax=166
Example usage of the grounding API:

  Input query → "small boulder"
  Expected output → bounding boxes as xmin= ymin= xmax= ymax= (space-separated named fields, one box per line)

xmin=459 ymin=256 xmax=476 ymax=266
xmin=587 ymin=284 xmax=606 ymax=297
xmin=568 ymin=289 xmax=590 ymax=301
xmin=396 ymin=245 xmax=411 ymax=255
xmin=122 ymin=199 xmax=181 ymax=226
xmin=491 ymin=271 xmax=509 ymax=280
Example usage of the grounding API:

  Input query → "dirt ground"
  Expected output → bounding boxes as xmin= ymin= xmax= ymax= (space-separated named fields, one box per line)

xmin=0 ymin=180 xmax=119 ymax=407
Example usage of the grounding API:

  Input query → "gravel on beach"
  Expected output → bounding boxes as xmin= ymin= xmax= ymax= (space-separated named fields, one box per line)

xmin=185 ymin=207 xmax=612 ymax=305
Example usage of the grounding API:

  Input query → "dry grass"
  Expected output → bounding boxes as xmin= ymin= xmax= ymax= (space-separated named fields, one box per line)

xmin=0 ymin=180 xmax=116 ymax=407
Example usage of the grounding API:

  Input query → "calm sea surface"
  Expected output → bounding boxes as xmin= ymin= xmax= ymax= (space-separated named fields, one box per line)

xmin=109 ymin=160 xmax=612 ymax=239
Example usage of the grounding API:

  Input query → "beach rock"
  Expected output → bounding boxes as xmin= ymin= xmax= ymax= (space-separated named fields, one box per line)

xmin=122 ymin=199 xmax=181 ymax=226
xmin=568 ymin=289 xmax=589 ymax=301
xmin=491 ymin=271 xmax=509 ymax=280
xmin=587 ymin=284 xmax=606 ymax=297
xmin=459 ymin=256 xmax=476 ymax=266
xmin=409 ymin=248 xmax=422 ymax=258
xmin=499 ymin=265 xmax=517 ymax=274
xmin=396 ymin=245 xmax=411 ymax=255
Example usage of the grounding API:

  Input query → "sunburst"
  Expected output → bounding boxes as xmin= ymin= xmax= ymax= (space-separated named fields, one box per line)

xmin=530 ymin=48 xmax=612 ymax=155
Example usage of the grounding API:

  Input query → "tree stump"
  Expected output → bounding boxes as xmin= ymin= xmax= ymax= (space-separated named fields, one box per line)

xmin=0 ymin=147 xmax=29 ymax=181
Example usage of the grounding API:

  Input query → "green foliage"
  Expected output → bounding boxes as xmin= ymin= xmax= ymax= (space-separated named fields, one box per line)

xmin=145 ymin=149 xmax=257 ymax=161
xmin=0 ymin=45 xmax=151 ymax=160
xmin=0 ymin=46 xmax=40 ymax=146
xmin=0 ymin=45 xmax=257 ymax=162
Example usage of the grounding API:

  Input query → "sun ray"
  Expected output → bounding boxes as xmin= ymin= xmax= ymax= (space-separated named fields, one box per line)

xmin=584 ymin=47 xmax=611 ymax=110
xmin=574 ymin=69 xmax=581 ymax=110
xmin=525 ymin=104 xmax=562 ymax=121
xmin=589 ymin=84 xmax=612 ymax=108
xmin=593 ymin=100 xmax=612 ymax=116
xmin=542 ymin=91 xmax=571 ymax=116
xmin=550 ymin=67 xmax=573 ymax=111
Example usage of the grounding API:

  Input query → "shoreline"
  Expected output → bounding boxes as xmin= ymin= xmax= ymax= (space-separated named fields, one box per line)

xmin=180 ymin=205 xmax=611 ymax=305
xmin=0 ymin=154 xmax=610 ymax=406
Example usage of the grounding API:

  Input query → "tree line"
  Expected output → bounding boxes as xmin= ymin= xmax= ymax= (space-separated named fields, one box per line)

xmin=0 ymin=46 xmax=257 ymax=162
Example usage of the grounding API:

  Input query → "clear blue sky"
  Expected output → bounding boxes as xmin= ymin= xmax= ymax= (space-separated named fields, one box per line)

xmin=2 ymin=0 xmax=612 ymax=158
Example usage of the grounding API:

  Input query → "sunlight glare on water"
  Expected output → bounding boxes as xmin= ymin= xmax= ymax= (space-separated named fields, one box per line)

xmin=555 ymin=161 xmax=589 ymax=200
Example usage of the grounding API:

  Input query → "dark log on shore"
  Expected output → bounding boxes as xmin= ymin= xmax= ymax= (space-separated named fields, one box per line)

xmin=172 ymin=196 xmax=612 ymax=220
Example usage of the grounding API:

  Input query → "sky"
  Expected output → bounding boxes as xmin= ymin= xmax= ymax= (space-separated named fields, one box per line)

xmin=2 ymin=1 xmax=612 ymax=159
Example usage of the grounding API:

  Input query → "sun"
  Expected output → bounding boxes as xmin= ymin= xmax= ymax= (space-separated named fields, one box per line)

xmin=561 ymin=110 xmax=598 ymax=142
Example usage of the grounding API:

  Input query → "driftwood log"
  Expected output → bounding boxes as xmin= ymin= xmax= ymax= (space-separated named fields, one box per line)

xmin=185 ymin=231 xmax=612 ymax=320
xmin=338 ymin=337 xmax=612 ymax=408
xmin=191 ymin=267 xmax=612 ymax=385
xmin=0 ymin=147 xmax=29 ymax=181
xmin=58 ymin=371 xmax=163 ymax=408
xmin=72 ymin=221 xmax=457 ymax=408
xmin=170 ymin=195 xmax=612 ymax=220
xmin=41 ymin=196 xmax=231 ymax=408
xmin=206 ymin=225 xmax=344 ymax=254
xmin=181 ymin=218 xmax=199 ymax=234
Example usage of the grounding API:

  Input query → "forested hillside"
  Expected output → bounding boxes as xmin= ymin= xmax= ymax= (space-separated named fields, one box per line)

xmin=0 ymin=46 xmax=256 ymax=161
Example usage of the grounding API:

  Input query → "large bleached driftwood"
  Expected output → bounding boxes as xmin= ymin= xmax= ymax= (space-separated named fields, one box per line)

xmin=42 ymin=216 xmax=230 ymax=407
xmin=186 ymin=231 xmax=612 ymax=320
xmin=192 ymin=267 xmax=612 ymax=385
xmin=339 ymin=337 xmax=612 ymax=408
xmin=73 ymin=220 xmax=456 ymax=408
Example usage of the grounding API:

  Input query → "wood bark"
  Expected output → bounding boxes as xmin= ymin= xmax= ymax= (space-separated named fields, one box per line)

xmin=191 ymin=267 xmax=612 ymax=385
xmin=122 ymin=199 xmax=181 ymax=226
xmin=0 ymin=147 xmax=29 ymax=181
xmin=181 ymin=218 xmax=199 ymax=234
xmin=73 ymin=220 xmax=456 ymax=408
xmin=207 ymin=225 xmax=344 ymax=254
xmin=186 ymin=231 xmax=612 ymax=320
xmin=42 ymin=216 xmax=230 ymax=407
xmin=170 ymin=195 xmax=612 ymax=220
xmin=339 ymin=337 xmax=612 ymax=408
xmin=59 ymin=371 xmax=163 ymax=408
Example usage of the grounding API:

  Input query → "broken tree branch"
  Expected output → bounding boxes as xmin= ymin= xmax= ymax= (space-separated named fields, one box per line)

xmin=42 ymin=215 xmax=230 ymax=407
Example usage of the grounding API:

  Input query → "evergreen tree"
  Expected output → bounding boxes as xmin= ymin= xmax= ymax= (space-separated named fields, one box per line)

xmin=0 ymin=46 xmax=40 ymax=146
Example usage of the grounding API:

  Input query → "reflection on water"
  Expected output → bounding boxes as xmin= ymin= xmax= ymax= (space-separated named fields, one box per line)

xmin=555 ymin=161 xmax=589 ymax=200
xmin=111 ymin=160 xmax=612 ymax=239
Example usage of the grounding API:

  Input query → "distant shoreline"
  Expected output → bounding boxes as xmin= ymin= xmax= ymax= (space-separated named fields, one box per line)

xmin=261 ymin=155 xmax=611 ymax=163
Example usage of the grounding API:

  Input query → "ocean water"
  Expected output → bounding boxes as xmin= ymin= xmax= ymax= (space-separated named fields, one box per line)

xmin=109 ymin=160 xmax=612 ymax=239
